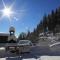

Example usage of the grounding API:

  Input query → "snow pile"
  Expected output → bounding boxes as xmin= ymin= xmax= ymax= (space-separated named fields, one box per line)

xmin=40 ymin=56 xmax=60 ymax=60
xmin=0 ymin=58 xmax=6 ymax=60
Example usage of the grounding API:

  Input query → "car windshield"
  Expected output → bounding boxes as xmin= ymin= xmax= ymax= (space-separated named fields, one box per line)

xmin=19 ymin=40 xmax=30 ymax=44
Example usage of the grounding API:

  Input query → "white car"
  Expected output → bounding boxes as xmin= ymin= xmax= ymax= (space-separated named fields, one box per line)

xmin=17 ymin=40 xmax=33 ymax=53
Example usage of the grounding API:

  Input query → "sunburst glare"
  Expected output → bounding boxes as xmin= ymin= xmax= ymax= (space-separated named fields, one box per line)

xmin=2 ymin=7 xmax=12 ymax=18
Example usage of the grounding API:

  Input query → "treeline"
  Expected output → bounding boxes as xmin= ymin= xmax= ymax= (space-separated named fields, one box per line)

xmin=18 ymin=7 xmax=60 ymax=43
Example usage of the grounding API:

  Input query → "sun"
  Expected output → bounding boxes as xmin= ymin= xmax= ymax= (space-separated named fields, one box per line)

xmin=0 ymin=0 xmax=19 ymax=22
xmin=2 ymin=7 xmax=12 ymax=17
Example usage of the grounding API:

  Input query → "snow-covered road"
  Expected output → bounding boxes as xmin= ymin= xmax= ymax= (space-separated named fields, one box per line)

xmin=1 ymin=56 xmax=60 ymax=60
xmin=0 ymin=46 xmax=60 ymax=60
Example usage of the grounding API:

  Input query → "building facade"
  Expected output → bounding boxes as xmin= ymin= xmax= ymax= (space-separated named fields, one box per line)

xmin=0 ymin=27 xmax=17 ymax=43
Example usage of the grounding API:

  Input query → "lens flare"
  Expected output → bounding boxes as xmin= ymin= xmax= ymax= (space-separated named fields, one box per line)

xmin=2 ymin=7 xmax=12 ymax=17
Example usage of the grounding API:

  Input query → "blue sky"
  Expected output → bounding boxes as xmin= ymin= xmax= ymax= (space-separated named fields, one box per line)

xmin=0 ymin=0 xmax=60 ymax=37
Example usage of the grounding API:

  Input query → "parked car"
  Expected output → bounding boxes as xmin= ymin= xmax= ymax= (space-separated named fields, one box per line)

xmin=5 ymin=43 xmax=18 ymax=53
xmin=17 ymin=40 xmax=33 ymax=53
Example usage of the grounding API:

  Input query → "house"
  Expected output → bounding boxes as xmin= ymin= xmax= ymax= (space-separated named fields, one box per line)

xmin=0 ymin=33 xmax=9 ymax=43
xmin=0 ymin=27 xmax=17 ymax=43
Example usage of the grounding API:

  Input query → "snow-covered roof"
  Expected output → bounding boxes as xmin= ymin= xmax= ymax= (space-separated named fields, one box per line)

xmin=0 ymin=33 xmax=9 ymax=36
